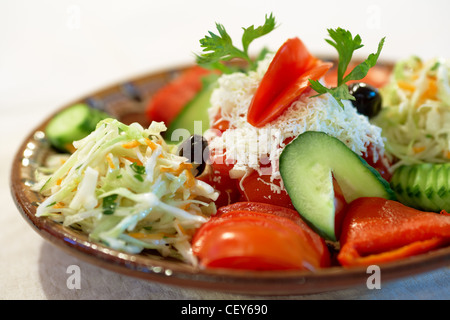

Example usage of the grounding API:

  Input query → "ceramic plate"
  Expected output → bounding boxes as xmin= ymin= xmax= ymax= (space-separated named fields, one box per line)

xmin=10 ymin=63 xmax=450 ymax=295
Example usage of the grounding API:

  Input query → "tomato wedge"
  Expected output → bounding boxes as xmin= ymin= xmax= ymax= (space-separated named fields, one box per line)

xmin=247 ymin=37 xmax=332 ymax=127
xmin=192 ymin=203 xmax=330 ymax=271
xmin=338 ymin=197 xmax=450 ymax=267
xmin=324 ymin=63 xmax=391 ymax=89
xmin=237 ymin=170 xmax=295 ymax=210
xmin=145 ymin=66 xmax=213 ymax=125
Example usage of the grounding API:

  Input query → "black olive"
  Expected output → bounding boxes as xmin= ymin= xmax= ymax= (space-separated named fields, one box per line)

xmin=348 ymin=82 xmax=382 ymax=118
xmin=178 ymin=134 xmax=209 ymax=176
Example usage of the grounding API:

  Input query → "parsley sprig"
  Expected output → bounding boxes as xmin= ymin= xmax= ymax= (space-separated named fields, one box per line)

xmin=196 ymin=13 xmax=277 ymax=73
xmin=309 ymin=28 xmax=385 ymax=107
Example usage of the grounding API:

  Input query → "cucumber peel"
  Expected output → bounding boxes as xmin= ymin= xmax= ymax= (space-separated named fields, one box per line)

xmin=279 ymin=131 xmax=395 ymax=241
xmin=165 ymin=73 xmax=220 ymax=144
xmin=390 ymin=163 xmax=450 ymax=212
xmin=45 ymin=103 xmax=109 ymax=152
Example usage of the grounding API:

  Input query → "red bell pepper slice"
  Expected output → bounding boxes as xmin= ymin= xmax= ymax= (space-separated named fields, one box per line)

xmin=247 ymin=37 xmax=332 ymax=127
xmin=338 ymin=197 xmax=450 ymax=267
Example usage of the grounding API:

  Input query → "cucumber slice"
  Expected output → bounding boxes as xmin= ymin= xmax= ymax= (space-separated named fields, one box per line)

xmin=391 ymin=163 xmax=450 ymax=212
xmin=165 ymin=74 xmax=220 ymax=144
xmin=279 ymin=131 xmax=395 ymax=241
xmin=45 ymin=103 xmax=109 ymax=152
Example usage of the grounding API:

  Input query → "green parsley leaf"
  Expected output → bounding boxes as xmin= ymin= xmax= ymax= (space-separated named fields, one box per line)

xmin=102 ymin=194 xmax=118 ymax=215
xmin=130 ymin=162 xmax=145 ymax=175
xmin=241 ymin=13 xmax=276 ymax=55
xmin=196 ymin=13 xmax=277 ymax=73
xmin=130 ymin=162 xmax=145 ymax=182
xmin=309 ymin=81 xmax=355 ymax=106
xmin=309 ymin=27 xmax=385 ymax=107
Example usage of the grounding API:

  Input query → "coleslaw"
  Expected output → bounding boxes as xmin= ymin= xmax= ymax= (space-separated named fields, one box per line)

xmin=374 ymin=56 xmax=450 ymax=169
xmin=33 ymin=118 xmax=218 ymax=265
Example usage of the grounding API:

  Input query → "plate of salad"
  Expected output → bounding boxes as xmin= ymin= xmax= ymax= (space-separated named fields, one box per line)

xmin=11 ymin=14 xmax=450 ymax=295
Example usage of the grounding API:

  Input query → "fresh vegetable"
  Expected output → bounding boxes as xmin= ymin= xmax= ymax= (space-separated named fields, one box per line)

xmin=145 ymin=66 xmax=213 ymax=126
xmin=198 ymin=150 xmax=241 ymax=209
xmin=279 ymin=131 xmax=395 ymax=241
xmin=348 ymin=82 xmax=382 ymax=118
xmin=196 ymin=13 xmax=276 ymax=73
xmin=36 ymin=118 xmax=218 ymax=264
xmin=323 ymin=62 xmax=391 ymax=89
xmin=165 ymin=73 xmax=220 ymax=141
xmin=246 ymin=37 xmax=332 ymax=127
xmin=309 ymin=28 xmax=385 ymax=107
xmin=373 ymin=56 xmax=450 ymax=169
xmin=214 ymin=201 xmax=337 ymax=262
xmin=192 ymin=202 xmax=330 ymax=270
xmin=237 ymin=170 xmax=295 ymax=209
xmin=45 ymin=103 xmax=109 ymax=153
xmin=338 ymin=197 xmax=450 ymax=267
xmin=390 ymin=163 xmax=450 ymax=212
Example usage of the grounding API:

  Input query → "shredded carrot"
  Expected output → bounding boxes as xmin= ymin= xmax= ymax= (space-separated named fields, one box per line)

xmin=53 ymin=202 xmax=65 ymax=209
xmin=144 ymin=138 xmax=158 ymax=151
xmin=175 ymin=221 xmax=187 ymax=235
xmin=123 ymin=156 xmax=143 ymax=166
xmin=56 ymin=178 xmax=63 ymax=186
xmin=183 ymin=169 xmax=196 ymax=189
xmin=64 ymin=143 xmax=76 ymax=154
xmin=421 ymin=79 xmax=438 ymax=101
xmin=160 ymin=163 xmax=193 ymax=175
xmin=413 ymin=146 xmax=426 ymax=154
xmin=444 ymin=151 xmax=450 ymax=159
xmin=178 ymin=203 xmax=191 ymax=211
xmin=106 ymin=154 xmax=116 ymax=169
xmin=128 ymin=232 xmax=174 ymax=240
xmin=397 ymin=80 xmax=416 ymax=92
xmin=121 ymin=140 xmax=140 ymax=149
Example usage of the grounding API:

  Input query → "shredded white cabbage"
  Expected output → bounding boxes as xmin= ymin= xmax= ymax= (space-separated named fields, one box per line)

xmin=34 ymin=118 xmax=218 ymax=265
xmin=374 ymin=56 xmax=450 ymax=169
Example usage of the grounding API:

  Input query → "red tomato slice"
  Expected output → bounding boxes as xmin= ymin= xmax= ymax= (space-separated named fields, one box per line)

xmin=237 ymin=170 xmax=295 ymax=210
xmin=333 ymin=178 xmax=347 ymax=240
xmin=323 ymin=63 xmax=391 ymax=89
xmin=192 ymin=210 xmax=330 ymax=270
xmin=247 ymin=37 xmax=332 ymax=127
xmin=201 ymin=149 xmax=240 ymax=208
xmin=216 ymin=201 xmax=302 ymax=222
xmin=145 ymin=66 xmax=213 ymax=125
xmin=215 ymin=203 xmax=331 ymax=267
xmin=361 ymin=143 xmax=393 ymax=182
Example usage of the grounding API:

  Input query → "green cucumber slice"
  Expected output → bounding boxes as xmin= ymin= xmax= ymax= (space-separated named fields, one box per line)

xmin=279 ymin=131 xmax=395 ymax=241
xmin=45 ymin=103 xmax=109 ymax=152
xmin=165 ymin=74 xmax=219 ymax=143
xmin=391 ymin=163 xmax=450 ymax=212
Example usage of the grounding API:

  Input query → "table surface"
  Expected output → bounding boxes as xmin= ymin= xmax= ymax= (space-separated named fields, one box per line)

xmin=1 ymin=0 xmax=449 ymax=300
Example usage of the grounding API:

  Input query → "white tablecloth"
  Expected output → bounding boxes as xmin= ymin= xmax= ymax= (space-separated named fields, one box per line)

xmin=1 ymin=0 xmax=449 ymax=300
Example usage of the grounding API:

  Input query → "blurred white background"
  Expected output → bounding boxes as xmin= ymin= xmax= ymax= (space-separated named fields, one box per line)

xmin=1 ymin=0 xmax=450 ymax=300
xmin=2 ymin=0 xmax=450 ymax=117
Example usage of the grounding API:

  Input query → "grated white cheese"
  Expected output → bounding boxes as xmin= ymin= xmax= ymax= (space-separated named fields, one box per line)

xmin=205 ymin=54 xmax=387 ymax=192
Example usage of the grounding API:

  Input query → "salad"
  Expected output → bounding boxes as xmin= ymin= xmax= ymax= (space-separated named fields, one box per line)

xmin=34 ymin=14 xmax=450 ymax=271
